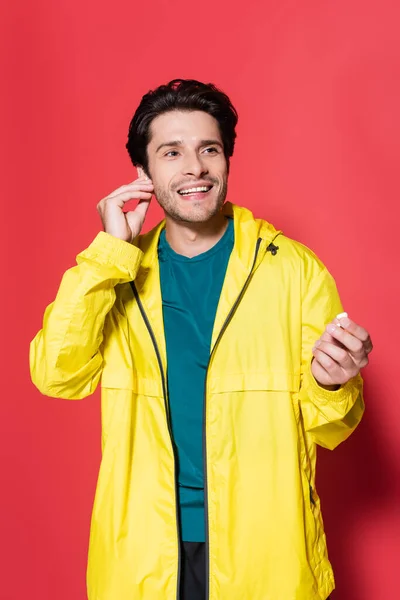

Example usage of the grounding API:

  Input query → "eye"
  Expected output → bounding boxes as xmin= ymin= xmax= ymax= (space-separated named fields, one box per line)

xmin=203 ymin=147 xmax=218 ymax=154
xmin=165 ymin=150 xmax=179 ymax=157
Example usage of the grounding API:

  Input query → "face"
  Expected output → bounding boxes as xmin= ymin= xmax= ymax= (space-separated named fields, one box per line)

xmin=146 ymin=110 xmax=229 ymax=223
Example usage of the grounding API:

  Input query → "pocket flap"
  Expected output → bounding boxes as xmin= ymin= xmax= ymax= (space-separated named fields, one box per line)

xmin=101 ymin=370 xmax=164 ymax=397
xmin=208 ymin=371 xmax=300 ymax=393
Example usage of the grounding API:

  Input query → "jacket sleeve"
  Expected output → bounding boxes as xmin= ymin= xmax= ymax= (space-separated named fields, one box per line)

xmin=29 ymin=231 xmax=143 ymax=400
xmin=298 ymin=257 xmax=365 ymax=450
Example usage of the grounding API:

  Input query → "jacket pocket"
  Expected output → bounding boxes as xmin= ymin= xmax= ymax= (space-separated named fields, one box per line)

xmin=207 ymin=370 xmax=300 ymax=394
xmin=99 ymin=374 xmax=164 ymax=451
xmin=101 ymin=370 xmax=164 ymax=397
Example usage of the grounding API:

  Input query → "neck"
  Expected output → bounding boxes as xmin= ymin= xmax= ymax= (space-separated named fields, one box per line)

xmin=164 ymin=211 xmax=228 ymax=258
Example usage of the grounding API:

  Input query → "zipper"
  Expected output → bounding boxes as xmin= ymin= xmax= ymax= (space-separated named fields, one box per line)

xmin=130 ymin=282 xmax=182 ymax=600
xmin=203 ymin=237 xmax=263 ymax=600
xmin=309 ymin=483 xmax=316 ymax=507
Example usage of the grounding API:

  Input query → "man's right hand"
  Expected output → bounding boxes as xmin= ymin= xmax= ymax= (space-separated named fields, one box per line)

xmin=97 ymin=176 xmax=154 ymax=243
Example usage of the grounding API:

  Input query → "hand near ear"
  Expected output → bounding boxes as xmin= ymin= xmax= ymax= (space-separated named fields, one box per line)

xmin=96 ymin=173 xmax=154 ymax=243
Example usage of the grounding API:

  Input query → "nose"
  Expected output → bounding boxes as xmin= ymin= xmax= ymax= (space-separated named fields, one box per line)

xmin=182 ymin=151 xmax=208 ymax=179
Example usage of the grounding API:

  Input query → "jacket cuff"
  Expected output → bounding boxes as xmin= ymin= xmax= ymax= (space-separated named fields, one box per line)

xmin=78 ymin=231 xmax=144 ymax=278
xmin=303 ymin=359 xmax=363 ymax=405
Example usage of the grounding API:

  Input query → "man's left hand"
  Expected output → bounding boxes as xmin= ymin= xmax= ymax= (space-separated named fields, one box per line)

xmin=311 ymin=316 xmax=373 ymax=388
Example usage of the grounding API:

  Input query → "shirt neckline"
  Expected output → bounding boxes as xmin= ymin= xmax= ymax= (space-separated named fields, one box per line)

xmin=158 ymin=217 xmax=234 ymax=263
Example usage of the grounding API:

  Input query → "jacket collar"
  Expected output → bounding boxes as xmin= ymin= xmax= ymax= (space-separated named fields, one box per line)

xmin=132 ymin=203 xmax=282 ymax=366
xmin=136 ymin=202 xmax=281 ymax=273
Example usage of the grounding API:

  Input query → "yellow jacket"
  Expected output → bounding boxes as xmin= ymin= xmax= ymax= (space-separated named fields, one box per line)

xmin=30 ymin=202 xmax=364 ymax=600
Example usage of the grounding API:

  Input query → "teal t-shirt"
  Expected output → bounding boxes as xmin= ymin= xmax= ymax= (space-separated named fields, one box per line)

xmin=158 ymin=217 xmax=234 ymax=542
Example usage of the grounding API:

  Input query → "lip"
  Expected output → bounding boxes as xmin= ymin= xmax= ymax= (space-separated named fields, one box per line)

xmin=177 ymin=187 xmax=214 ymax=201
xmin=176 ymin=181 xmax=214 ymax=194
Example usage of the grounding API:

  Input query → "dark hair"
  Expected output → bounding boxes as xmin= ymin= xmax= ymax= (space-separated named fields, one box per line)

xmin=125 ymin=79 xmax=238 ymax=174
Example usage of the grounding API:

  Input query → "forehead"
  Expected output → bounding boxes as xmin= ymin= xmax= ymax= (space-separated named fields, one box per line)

xmin=148 ymin=110 xmax=222 ymax=146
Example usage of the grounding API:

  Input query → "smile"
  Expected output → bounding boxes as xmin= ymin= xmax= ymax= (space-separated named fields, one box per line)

xmin=178 ymin=185 xmax=213 ymax=196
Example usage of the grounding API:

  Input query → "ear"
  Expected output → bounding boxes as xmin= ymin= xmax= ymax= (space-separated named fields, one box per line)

xmin=136 ymin=166 xmax=148 ymax=180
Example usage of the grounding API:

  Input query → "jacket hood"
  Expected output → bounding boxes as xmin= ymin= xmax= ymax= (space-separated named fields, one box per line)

xmin=223 ymin=202 xmax=281 ymax=244
xmin=136 ymin=202 xmax=282 ymax=271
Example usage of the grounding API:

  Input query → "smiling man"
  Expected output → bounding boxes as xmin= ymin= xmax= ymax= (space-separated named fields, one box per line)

xmin=30 ymin=79 xmax=372 ymax=600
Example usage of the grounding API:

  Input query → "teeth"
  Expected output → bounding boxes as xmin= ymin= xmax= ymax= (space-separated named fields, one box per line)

xmin=179 ymin=186 xmax=211 ymax=195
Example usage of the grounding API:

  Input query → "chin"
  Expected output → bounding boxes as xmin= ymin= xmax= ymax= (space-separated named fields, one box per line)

xmin=156 ymin=186 xmax=227 ymax=224
xmin=176 ymin=200 xmax=223 ymax=223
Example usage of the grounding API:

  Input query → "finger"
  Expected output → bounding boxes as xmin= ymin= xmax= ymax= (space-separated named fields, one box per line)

xmin=312 ymin=349 xmax=345 ymax=381
xmin=320 ymin=331 xmax=340 ymax=345
xmin=134 ymin=175 xmax=153 ymax=184
xmin=126 ymin=199 xmax=151 ymax=235
xmin=313 ymin=340 xmax=355 ymax=370
xmin=317 ymin=331 xmax=351 ymax=351
xmin=325 ymin=323 xmax=365 ymax=357
xmin=105 ymin=181 xmax=154 ymax=200
xmin=126 ymin=198 xmax=151 ymax=217
xmin=132 ymin=178 xmax=153 ymax=185
xmin=337 ymin=317 xmax=370 ymax=344
xmin=101 ymin=190 xmax=153 ymax=209
xmin=320 ymin=327 xmax=370 ymax=369
xmin=311 ymin=357 xmax=334 ymax=386
xmin=315 ymin=333 xmax=364 ymax=370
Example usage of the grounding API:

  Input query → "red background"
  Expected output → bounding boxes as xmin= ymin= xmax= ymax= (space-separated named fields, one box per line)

xmin=1 ymin=1 xmax=399 ymax=598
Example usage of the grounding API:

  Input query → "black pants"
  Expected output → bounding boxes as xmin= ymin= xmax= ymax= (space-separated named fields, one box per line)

xmin=180 ymin=542 xmax=206 ymax=600
xmin=179 ymin=541 xmax=331 ymax=599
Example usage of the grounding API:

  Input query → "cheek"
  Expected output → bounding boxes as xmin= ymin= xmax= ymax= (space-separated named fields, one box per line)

xmin=150 ymin=163 xmax=180 ymax=191
xmin=215 ymin=159 xmax=228 ymax=179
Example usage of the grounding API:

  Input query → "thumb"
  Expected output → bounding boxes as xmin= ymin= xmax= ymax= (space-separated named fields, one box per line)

xmin=126 ymin=199 xmax=151 ymax=239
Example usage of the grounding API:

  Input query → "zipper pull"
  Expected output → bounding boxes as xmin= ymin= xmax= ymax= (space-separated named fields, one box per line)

xmin=266 ymin=242 xmax=279 ymax=256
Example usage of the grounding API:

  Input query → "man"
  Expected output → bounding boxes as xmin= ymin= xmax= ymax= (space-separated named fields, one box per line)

xmin=30 ymin=79 xmax=372 ymax=600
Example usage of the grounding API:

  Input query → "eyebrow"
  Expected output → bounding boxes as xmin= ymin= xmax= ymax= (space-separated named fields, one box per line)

xmin=155 ymin=139 xmax=223 ymax=153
